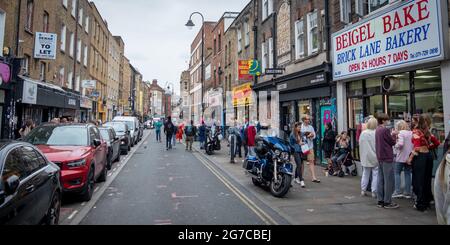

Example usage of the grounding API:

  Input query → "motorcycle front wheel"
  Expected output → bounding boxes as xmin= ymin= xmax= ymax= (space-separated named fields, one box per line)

xmin=270 ymin=173 xmax=292 ymax=198
xmin=206 ymin=145 xmax=214 ymax=155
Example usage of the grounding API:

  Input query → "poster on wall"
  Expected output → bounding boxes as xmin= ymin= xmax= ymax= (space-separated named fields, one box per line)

xmin=22 ymin=80 xmax=37 ymax=105
xmin=34 ymin=32 xmax=57 ymax=60
xmin=332 ymin=0 xmax=445 ymax=81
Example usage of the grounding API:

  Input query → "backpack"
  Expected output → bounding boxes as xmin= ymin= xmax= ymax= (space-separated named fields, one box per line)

xmin=166 ymin=122 xmax=174 ymax=133
xmin=185 ymin=126 xmax=194 ymax=136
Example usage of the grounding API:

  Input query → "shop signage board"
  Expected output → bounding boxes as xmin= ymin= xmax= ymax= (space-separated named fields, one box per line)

xmin=22 ymin=80 xmax=37 ymax=105
xmin=34 ymin=32 xmax=57 ymax=60
xmin=266 ymin=68 xmax=285 ymax=75
xmin=332 ymin=0 xmax=444 ymax=81
xmin=232 ymin=82 xmax=253 ymax=107
xmin=81 ymin=97 xmax=92 ymax=109
xmin=238 ymin=60 xmax=261 ymax=81
xmin=82 ymin=80 xmax=96 ymax=89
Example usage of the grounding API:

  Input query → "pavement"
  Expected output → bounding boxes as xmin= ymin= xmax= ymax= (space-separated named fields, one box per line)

xmin=192 ymin=140 xmax=438 ymax=225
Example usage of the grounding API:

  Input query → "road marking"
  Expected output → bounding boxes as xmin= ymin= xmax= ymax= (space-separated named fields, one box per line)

xmin=107 ymin=173 xmax=112 ymax=177
xmin=94 ymin=187 xmax=99 ymax=193
xmin=157 ymin=185 xmax=167 ymax=189
xmin=155 ymin=223 xmax=172 ymax=225
xmin=81 ymin=202 xmax=86 ymax=206
xmin=171 ymin=192 xmax=199 ymax=199
xmin=113 ymin=168 xmax=117 ymax=172
xmin=174 ymin=202 xmax=181 ymax=210
xmin=194 ymin=152 xmax=278 ymax=225
xmin=68 ymin=210 xmax=78 ymax=220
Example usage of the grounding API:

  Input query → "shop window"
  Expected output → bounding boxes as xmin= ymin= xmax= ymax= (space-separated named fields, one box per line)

xmin=388 ymin=94 xmax=410 ymax=122
xmin=365 ymin=95 xmax=384 ymax=119
xmin=365 ymin=78 xmax=381 ymax=94
xmin=414 ymin=67 xmax=442 ymax=91
xmin=298 ymin=101 xmax=311 ymax=122
xmin=348 ymin=98 xmax=363 ymax=129
xmin=415 ymin=91 xmax=445 ymax=143
xmin=347 ymin=81 xmax=363 ymax=97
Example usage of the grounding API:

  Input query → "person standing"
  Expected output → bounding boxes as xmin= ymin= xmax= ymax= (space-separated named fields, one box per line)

xmin=164 ymin=117 xmax=175 ymax=151
xmin=301 ymin=115 xmax=320 ymax=183
xmin=290 ymin=122 xmax=305 ymax=188
xmin=322 ymin=122 xmax=336 ymax=170
xmin=198 ymin=121 xmax=206 ymax=150
xmin=375 ymin=113 xmax=398 ymax=209
xmin=184 ymin=120 xmax=197 ymax=152
xmin=359 ymin=117 xmax=379 ymax=198
xmin=154 ymin=120 xmax=163 ymax=142
xmin=411 ymin=114 xmax=440 ymax=211
xmin=392 ymin=120 xmax=414 ymax=199
xmin=19 ymin=119 xmax=35 ymax=138
xmin=176 ymin=122 xmax=185 ymax=143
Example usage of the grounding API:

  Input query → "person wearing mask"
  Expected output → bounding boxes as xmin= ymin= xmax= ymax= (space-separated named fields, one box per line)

xmin=392 ymin=120 xmax=414 ymax=199
xmin=301 ymin=115 xmax=320 ymax=183
xmin=434 ymin=147 xmax=450 ymax=224
xmin=411 ymin=114 xmax=441 ymax=212
xmin=290 ymin=122 xmax=306 ymax=188
xmin=322 ymin=123 xmax=337 ymax=170
xmin=154 ymin=120 xmax=163 ymax=143
xmin=19 ymin=119 xmax=35 ymax=138
xmin=375 ymin=113 xmax=398 ymax=209
xmin=359 ymin=117 xmax=379 ymax=198
xmin=198 ymin=121 xmax=206 ymax=150
xmin=164 ymin=117 xmax=175 ymax=151
xmin=184 ymin=120 xmax=197 ymax=152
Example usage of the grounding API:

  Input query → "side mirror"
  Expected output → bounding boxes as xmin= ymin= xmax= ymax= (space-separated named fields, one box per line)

xmin=5 ymin=175 xmax=20 ymax=196
xmin=114 ymin=136 xmax=119 ymax=141
xmin=93 ymin=139 xmax=102 ymax=147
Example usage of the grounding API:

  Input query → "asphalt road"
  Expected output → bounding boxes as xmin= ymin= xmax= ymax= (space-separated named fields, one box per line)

xmin=76 ymin=131 xmax=272 ymax=225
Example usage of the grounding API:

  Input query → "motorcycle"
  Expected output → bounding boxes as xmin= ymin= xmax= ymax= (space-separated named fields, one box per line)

xmin=243 ymin=136 xmax=294 ymax=198
xmin=205 ymin=127 xmax=222 ymax=155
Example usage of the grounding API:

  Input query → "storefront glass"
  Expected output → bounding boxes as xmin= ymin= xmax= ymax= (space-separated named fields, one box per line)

xmin=347 ymin=81 xmax=363 ymax=97
xmin=348 ymin=98 xmax=363 ymax=129
xmin=298 ymin=100 xmax=311 ymax=121
xmin=366 ymin=78 xmax=381 ymax=95
xmin=365 ymin=95 xmax=384 ymax=118
xmin=415 ymin=67 xmax=442 ymax=90
xmin=415 ymin=91 xmax=445 ymax=142
xmin=389 ymin=94 xmax=411 ymax=122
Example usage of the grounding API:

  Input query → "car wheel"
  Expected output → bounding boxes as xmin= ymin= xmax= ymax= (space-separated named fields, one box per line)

xmin=98 ymin=162 xmax=107 ymax=183
xmin=81 ymin=167 xmax=95 ymax=202
xmin=44 ymin=192 xmax=61 ymax=225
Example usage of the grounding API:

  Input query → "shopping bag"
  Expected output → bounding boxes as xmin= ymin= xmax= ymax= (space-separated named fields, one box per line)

xmin=301 ymin=144 xmax=310 ymax=155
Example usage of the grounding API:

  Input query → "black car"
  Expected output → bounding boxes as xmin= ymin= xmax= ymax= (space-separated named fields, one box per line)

xmin=99 ymin=127 xmax=121 ymax=170
xmin=0 ymin=141 xmax=62 ymax=225
xmin=104 ymin=122 xmax=131 ymax=155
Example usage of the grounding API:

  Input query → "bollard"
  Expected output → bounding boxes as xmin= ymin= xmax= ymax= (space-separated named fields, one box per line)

xmin=230 ymin=134 xmax=235 ymax=164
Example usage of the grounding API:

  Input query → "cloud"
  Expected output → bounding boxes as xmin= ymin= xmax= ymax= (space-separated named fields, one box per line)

xmin=92 ymin=0 xmax=249 ymax=94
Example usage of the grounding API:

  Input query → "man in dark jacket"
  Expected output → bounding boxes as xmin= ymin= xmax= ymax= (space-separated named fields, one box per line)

xmin=375 ymin=113 xmax=398 ymax=209
xmin=185 ymin=120 xmax=197 ymax=151
xmin=164 ymin=116 xmax=175 ymax=150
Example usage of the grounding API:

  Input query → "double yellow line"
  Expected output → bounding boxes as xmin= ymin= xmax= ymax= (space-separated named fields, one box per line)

xmin=193 ymin=152 xmax=279 ymax=225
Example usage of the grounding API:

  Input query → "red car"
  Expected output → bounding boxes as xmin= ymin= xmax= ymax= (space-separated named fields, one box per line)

xmin=25 ymin=124 xmax=108 ymax=201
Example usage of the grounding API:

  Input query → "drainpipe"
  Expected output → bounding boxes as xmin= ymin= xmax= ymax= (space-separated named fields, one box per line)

xmin=15 ymin=0 xmax=22 ymax=56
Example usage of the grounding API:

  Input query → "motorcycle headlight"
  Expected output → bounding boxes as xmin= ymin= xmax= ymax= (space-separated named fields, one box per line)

xmin=67 ymin=159 xmax=87 ymax=168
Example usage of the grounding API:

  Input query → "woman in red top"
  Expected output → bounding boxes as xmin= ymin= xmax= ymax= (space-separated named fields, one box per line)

xmin=411 ymin=114 xmax=440 ymax=212
xmin=176 ymin=123 xmax=185 ymax=143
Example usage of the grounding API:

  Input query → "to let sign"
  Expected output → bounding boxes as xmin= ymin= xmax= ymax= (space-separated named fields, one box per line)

xmin=34 ymin=32 xmax=57 ymax=60
xmin=332 ymin=0 xmax=444 ymax=81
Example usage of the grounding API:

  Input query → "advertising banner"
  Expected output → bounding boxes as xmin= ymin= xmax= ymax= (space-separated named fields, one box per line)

xmin=34 ymin=32 xmax=57 ymax=60
xmin=232 ymin=82 xmax=253 ymax=107
xmin=332 ymin=0 xmax=444 ymax=81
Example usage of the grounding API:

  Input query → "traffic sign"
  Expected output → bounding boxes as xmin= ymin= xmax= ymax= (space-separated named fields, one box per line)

xmin=265 ymin=68 xmax=285 ymax=75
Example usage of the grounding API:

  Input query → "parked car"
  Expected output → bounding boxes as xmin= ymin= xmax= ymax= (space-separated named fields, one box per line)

xmin=104 ymin=122 xmax=131 ymax=155
xmin=0 ymin=141 xmax=61 ymax=225
xmin=99 ymin=127 xmax=121 ymax=170
xmin=24 ymin=124 xmax=108 ymax=201
xmin=113 ymin=116 xmax=139 ymax=146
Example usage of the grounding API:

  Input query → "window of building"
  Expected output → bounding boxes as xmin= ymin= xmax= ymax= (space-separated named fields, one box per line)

xmin=237 ymin=28 xmax=242 ymax=52
xmin=26 ymin=0 xmax=34 ymax=32
xmin=77 ymin=39 xmax=81 ymax=62
xmin=262 ymin=41 xmax=268 ymax=72
xmin=39 ymin=62 xmax=46 ymax=81
xmin=205 ymin=64 xmax=211 ymax=80
xmin=214 ymin=38 xmax=217 ymax=55
xmin=22 ymin=55 xmax=30 ymax=75
xmin=60 ymin=25 xmax=66 ymax=51
xmin=69 ymin=32 xmax=74 ymax=57
xmin=307 ymin=10 xmax=318 ymax=55
xmin=262 ymin=0 xmax=273 ymax=20
xmin=225 ymin=45 xmax=228 ymax=65
xmin=43 ymin=11 xmax=49 ymax=33
xmin=58 ymin=66 xmax=65 ymax=85
xmin=414 ymin=67 xmax=442 ymax=91
xmin=268 ymin=38 xmax=273 ymax=69
xmin=244 ymin=21 xmax=250 ymax=47
xmin=71 ymin=0 xmax=77 ymax=18
xmin=75 ymin=75 xmax=80 ymax=92
xmin=67 ymin=70 xmax=73 ymax=89
xmin=85 ymin=16 xmax=89 ymax=33
xmin=295 ymin=19 xmax=304 ymax=59
xmin=62 ymin=0 xmax=68 ymax=8
xmin=228 ymin=41 xmax=231 ymax=65
xmin=83 ymin=44 xmax=88 ymax=66
xmin=218 ymin=33 xmax=221 ymax=51
xmin=78 ymin=8 xmax=83 ymax=26
xmin=369 ymin=0 xmax=390 ymax=13
xmin=0 ymin=10 xmax=5 ymax=57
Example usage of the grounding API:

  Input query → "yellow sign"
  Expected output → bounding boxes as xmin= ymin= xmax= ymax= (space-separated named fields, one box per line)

xmin=232 ymin=83 xmax=253 ymax=107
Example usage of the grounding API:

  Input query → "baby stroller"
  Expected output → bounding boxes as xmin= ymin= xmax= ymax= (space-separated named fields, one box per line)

xmin=328 ymin=146 xmax=358 ymax=178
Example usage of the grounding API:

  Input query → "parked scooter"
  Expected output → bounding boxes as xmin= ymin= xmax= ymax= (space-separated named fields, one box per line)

xmin=205 ymin=127 xmax=222 ymax=155
xmin=243 ymin=136 xmax=294 ymax=198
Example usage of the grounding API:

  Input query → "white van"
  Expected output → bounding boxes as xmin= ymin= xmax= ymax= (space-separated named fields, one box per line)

xmin=113 ymin=116 xmax=139 ymax=146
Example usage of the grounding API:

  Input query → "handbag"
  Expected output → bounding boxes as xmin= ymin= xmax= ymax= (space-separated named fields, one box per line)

xmin=301 ymin=144 xmax=310 ymax=155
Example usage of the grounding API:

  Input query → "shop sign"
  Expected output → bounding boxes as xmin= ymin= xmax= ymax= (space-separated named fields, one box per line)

xmin=238 ymin=60 xmax=261 ymax=81
xmin=34 ymin=32 xmax=57 ymax=60
xmin=208 ymin=91 xmax=222 ymax=108
xmin=332 ymin=0 xmax=444 ymax=81
xmin=82 ymin=80 xmax=96 ymax=89
xmin=81 ymin=97 xmax=92 ymax=109
xmin=232 ymin=83 xmax=253 ymax=107
xmin=22 ymin=80 xmax=37 ymax=105
xmin=68 ymin=98 xmax=77 ymax=106
xmin=0 ymin=62 xmax=11 ymax=85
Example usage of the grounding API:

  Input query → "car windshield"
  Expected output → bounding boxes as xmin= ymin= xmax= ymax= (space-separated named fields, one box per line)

xmin=25 ymin=126 xmax=88 ymax=146
xmin=104 ymin=123 xmax=126 ymax=133
xmin=100 ymin=129 xmax=110 ymax=141
xmin=115 ymin=121 xmax=134 ymax=130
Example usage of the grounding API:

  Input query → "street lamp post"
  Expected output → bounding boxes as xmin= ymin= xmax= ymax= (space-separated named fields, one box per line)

xmin=186 ymin=12 xmax=205 ymax=122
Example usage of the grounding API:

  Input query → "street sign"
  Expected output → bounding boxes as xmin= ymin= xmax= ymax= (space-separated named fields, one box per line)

xmin=265 ymin=68 xmax=285 ymax=75
xmin=34 ymin=32 xmax=57 ymax=60
xmin=82 ymin=80 xmax=97 ymax=89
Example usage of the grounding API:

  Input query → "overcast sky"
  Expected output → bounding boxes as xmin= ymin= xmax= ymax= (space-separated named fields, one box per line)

xmin=92 ymin=0 xmax=249 ymax=95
